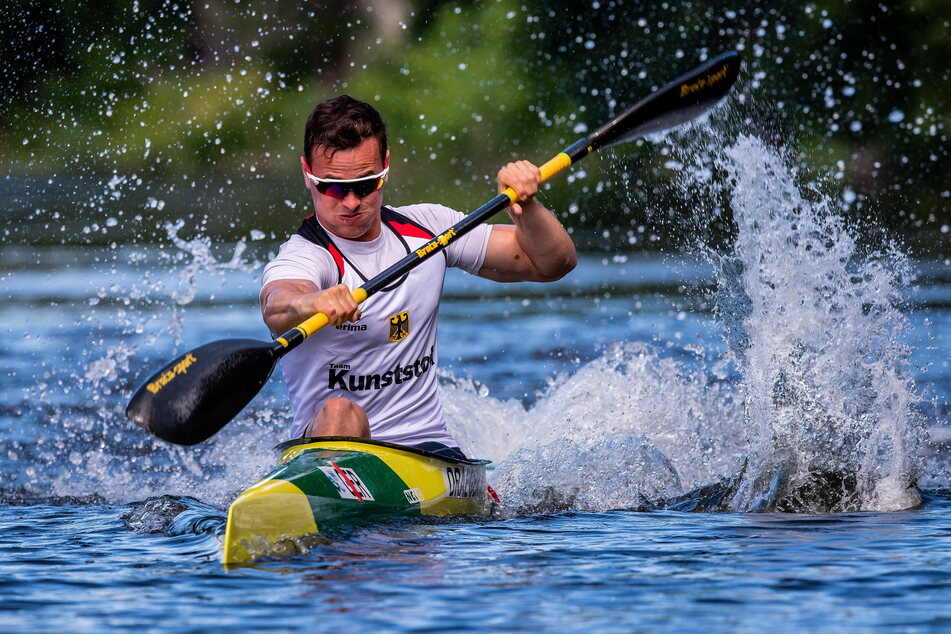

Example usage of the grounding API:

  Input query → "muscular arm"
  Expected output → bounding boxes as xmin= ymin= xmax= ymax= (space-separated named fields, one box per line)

xmin=477 ymin=161 xmax=578 ymax=283
xmin=260 ymin=279 xmax=361 ymax=336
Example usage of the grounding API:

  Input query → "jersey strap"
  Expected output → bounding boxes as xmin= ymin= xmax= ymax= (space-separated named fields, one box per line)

xmin=383 ymin=207 xmax=434 ymax=240
xmin=296 ymin=214 xmax=347 ymax=283
xmin=295 ymin=207 xmax=436 ymax=285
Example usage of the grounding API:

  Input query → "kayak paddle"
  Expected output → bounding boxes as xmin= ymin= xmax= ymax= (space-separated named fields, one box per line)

xmin=127 ymin=51 xmax=741 ymax=445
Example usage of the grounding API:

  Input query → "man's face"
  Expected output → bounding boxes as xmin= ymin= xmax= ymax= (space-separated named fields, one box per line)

xmin=303 ymin=138 xmax=388 ymax=241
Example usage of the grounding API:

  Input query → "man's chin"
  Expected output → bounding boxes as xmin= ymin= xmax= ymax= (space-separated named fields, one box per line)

xmin=332 ymin=218 xmax=376 ymax=240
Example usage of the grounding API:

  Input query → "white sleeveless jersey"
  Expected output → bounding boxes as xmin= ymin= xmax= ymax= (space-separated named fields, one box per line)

xmin=262 ymin=203 xmax=492 ymax=445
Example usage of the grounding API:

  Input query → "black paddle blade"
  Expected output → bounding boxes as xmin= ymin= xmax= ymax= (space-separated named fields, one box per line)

xmin=125 ymin=339 xmax=279 ymax=445
xmin=587 ymin=51 xmax=741 ymax=150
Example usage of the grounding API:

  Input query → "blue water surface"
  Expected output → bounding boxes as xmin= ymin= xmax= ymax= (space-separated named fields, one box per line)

xmin=0 ymin=245 xmax=948 ymax=632
xmin=4 ymin=496 xmax=951 ymax=632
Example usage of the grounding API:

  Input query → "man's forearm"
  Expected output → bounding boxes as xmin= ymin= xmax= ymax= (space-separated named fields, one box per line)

xmin=261 ymin=280 xmax=362 ymax=336
xmin=511 ymin=199 xmax=577 ymax=280
xmin=261 ymin=284 xmax=314 ymax=335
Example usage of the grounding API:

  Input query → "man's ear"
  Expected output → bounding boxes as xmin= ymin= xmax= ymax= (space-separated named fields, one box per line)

xmin=300 ymin=156 xmax=312 ymax=189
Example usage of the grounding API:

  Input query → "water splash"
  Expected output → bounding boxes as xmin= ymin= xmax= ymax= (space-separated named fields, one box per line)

xmin=445 ymin=342 xmax=745 ymax=514
xmin=713 ymin=135 xmax=922 ymax=512
xmin=163 ymin=220 xmax=259 ymax=308
xmin=47 ymin=418 xmax=279 ymax=508
xmin=13 ymin=223 xmax=275 ymax=507
xmin=450 ymin=132 xmax=923 ymax=516
xmin=490 ymin=435 xmax=683 ymax=516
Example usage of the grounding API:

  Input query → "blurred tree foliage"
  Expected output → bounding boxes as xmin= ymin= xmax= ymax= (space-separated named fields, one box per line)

xmin=0 ymin=0 xmax=947 ymax=253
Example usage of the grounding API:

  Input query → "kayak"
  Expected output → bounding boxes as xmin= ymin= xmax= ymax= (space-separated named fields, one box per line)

xmin=223 ymin=436 xmax=496 ymax=564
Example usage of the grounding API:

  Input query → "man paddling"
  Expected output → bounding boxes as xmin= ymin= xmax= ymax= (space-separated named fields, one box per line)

xmin=260 ymin=95 xmax=576 ymax=458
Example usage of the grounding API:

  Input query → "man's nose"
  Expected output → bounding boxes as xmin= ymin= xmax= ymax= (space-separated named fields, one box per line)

xmin=341 ymin=189 xmax=362 ymax=209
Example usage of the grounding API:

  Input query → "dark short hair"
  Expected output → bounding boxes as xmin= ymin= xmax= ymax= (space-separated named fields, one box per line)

xmin=303 ymin=95 xmax=387 ymax=165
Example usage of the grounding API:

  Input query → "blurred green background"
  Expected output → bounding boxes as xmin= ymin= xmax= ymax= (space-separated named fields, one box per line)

xmin=1 ymin=0 xmax=948 ymax=254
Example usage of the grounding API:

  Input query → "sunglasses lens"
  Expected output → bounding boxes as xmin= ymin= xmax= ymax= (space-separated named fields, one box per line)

xmin=316 ymin=178 xmax=382 ymax=199
xmin=352 ymin=179 xmax=381 ymax=197
xmin=317 ymin=183 xmax=346 ymax=199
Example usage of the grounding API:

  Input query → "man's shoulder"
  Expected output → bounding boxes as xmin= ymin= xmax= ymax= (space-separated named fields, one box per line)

xmin=262 ymin=234 xmax=336 ymax=284
xmin=388 ymin=203 xmax=462 ymax=229
xmin=273 ymin=233 xmax=327 ymax=256
xmin=390 ymin=202 xmax=457 ymax=214
xmin=389 ymin=203 xmax=491 ymax=274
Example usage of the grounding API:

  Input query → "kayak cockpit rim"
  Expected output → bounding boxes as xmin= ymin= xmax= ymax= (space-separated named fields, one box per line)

xmin=274 ymin=435 xmax=491 ymax=466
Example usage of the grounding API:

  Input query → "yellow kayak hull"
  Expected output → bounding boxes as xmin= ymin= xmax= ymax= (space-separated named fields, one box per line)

xmin=223 ymin=437 xmax=494 ymax=564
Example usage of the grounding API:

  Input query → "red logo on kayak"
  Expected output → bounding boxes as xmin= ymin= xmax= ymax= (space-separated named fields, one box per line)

xmin=320 ymin=463 xmax=375 ymax=502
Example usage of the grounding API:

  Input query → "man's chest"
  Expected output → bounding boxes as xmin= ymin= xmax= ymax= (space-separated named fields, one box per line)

xmin=330 ymin=254 xmax=446 ymax=350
